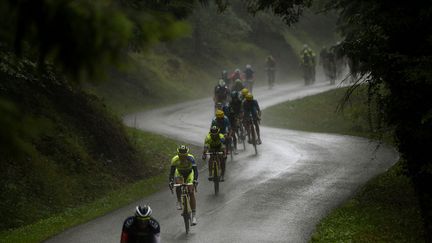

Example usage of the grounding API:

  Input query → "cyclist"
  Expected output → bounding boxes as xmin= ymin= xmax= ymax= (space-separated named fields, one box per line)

xmin=243 ymin=64 xmax=255 ymax=92
xmin=169 ymin=145 xmax=198 ymax=225
xmin=240 ymin=88 xmax=249 ymax=101
xmin=265 ymin=55 xmax=276 ymax=89
xmin=229 ymin=68 xmax=242 ymax=84
xmin=202 ymin=126 xmax=227 ymax=181
xmin=211 ymin=109 xmax=231 ymax=136
xmin=121 ymin=205 xmax=161 ymax=243
xmin=214 ymin=79 xmax=230 ymax=105
xmin=215 ymin=102 xmax=230 ymax=116
xmin=300 ymin=45 xmax=316 ymax=85
xmin=227 ymin=91 xmax=243 ymax=153
xmin=221 ymin=70 xmax=230 ymax=87
xmin=231 ymin=78 xmax=244 ymax=92
xmin=242 ymin=93 xmax=262 ymax=145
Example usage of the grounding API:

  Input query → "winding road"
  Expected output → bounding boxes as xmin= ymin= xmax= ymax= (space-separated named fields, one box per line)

xmin=46 ymin=81 xmax=398 ymax=243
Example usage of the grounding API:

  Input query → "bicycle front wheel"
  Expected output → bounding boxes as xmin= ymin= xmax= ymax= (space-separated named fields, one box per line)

xmin=213 ymin=160 xmax=220 ymax=195
xmin=182 ymin=196 xmax=191 ymax=234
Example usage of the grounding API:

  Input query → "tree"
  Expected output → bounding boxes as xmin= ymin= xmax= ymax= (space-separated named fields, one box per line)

xmin=324 ymin=0 xmax=432 ymax=238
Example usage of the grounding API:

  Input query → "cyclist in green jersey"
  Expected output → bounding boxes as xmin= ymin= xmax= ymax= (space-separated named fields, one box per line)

xmin=169 ymin=145 xmax=198 ymax=225
xmin=202 ymin=126 xmax=227 ymax=181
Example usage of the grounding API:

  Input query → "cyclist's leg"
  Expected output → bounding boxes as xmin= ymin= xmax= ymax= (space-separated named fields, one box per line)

xmin=220 ymin=152 xmax=226 ymax=177
xmin=185 ymin=171 xmax=196 ymax=212
xmin=231 ymin=128 xmax=237 ymax=151
xmin=244 ymin=118 xmax=251 ymax=142
xmin=253 ymin=118 xmax=261 ymax=143
xmin=208 ymin=157 xmax=212 ymax=179
xmin=174 ymin=170 xmax=184 ymax=202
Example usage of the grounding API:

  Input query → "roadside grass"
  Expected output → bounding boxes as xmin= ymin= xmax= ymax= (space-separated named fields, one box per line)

xmin=262 ymin=85 xmax=392 ymax=143
xmin=262 ymin=86 xmax=424 ymax=242
xmin=310 ymin=160 xmax=424 ymax=242
xmin=0 ymin=128 xmax=180 ymax=243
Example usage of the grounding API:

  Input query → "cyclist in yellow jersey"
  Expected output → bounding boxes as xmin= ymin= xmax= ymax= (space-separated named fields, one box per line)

xmin=169 ymin=145 xmax=198 ymax=225
xmin=202 ymin=126 xmax=227 ymax=181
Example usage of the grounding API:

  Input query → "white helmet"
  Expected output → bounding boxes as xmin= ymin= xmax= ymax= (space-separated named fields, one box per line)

xmin=135 ymin=205 xmax=152 ymax=219
xmin=218 ymin=79 xmax=225 ymax=86
xmin=246 ymin=64 xmax=251 ymax=69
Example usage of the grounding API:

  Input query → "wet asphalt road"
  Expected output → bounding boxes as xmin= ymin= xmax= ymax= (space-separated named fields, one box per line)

xmin=46 ymin=81 xmax=398 ymax=243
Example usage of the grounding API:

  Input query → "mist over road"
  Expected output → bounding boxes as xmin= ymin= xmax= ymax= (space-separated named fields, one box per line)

xmin=46 ymin=81 xmax=398 ymax=243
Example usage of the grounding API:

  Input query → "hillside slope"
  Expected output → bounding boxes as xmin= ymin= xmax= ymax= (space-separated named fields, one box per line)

xmin=88 ymin=3 xmax=338 ymax=114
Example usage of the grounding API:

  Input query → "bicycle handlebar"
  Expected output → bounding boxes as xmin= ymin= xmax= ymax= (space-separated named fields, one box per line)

xmin=173 ymin=183 xmax=194 ymax=187
xmin=205 ymin=152 xmax=224 ymax=155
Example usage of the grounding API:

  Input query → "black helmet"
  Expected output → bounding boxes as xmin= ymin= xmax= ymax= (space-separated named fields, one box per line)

xmin=177 ymin=145 xmax=189 ymax=155
xmin=210 ymin=125 xmax=220 ymax=134
xmin=135 ymin=205 xmax=152 ymax=220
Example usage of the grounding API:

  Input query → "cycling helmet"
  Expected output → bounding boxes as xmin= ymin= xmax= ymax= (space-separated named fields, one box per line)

xmin=246 ymin=64 xmax=251 ymax=69
xmin=231 ymin=91 xmax=239 ymax=99
xmin=222 ymin=70 xmax=227 ymax=75
xmin=218 ymin=79 xmax=225 ymax=86
xmin=215 ymin=102 xmax=223 ymax=109
xmin=177 ymin=145 xmax=189 ymax=155
xmin=210 ymin=125 xmax=220 ymax=134
xmin=235 ymin=68 xmax=240 ymax=73
xmin=241 ymin=88 xmax=249 ymax=96
xmin=215 ymin=109 xmax=224 ymax=118
xmin=246 ymin=93 xmax=253 ymax=100
xmin=135 ymin=205 xmax=152 ymax=220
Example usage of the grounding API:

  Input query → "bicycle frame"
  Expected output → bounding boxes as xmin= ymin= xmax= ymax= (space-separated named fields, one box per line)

xmin=173 ymin=183 xmax=193 ymax=234
xmin=206 ymin=151 xmax=223 ymax=195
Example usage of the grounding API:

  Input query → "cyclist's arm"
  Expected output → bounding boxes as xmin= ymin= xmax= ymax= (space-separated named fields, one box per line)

xmin=192 ymin=166 xmax=198 ymax=181
xmin=189 ymin=156 xmax=198 ymax=180
xmin=255 ymin=101 xmax=261 ymax=117
xmin=120 ymin=218 xmax=133 ymax=243
xmin=169 ymin=157 xmax=178 ymax=182
xmin=169 ymin=166 xmax=176 ymax=182
xmin=120 ymin=231 xmax=128 ymax=243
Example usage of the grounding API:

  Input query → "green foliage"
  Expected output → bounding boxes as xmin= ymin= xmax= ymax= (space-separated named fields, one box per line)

xmin=0 ymin=174 xmax=167 ymax=243
xmin=311 ymin=160 xmax=425 ymax=243
xmin=323 ymin=0 xmax=432 ymax=237
xmin=0 ymin=0 xmax=189 ymax=81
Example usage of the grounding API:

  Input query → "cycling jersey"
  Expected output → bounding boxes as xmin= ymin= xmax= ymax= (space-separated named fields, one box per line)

xmin=243 ymin=99 xmax=260 ymax=118
xmin=244 ymin=68 xmax=254 ymax=80
xmin=204 ymin=133 xmax=225 ymax=149
xmin=214 ymin=85 xmax=229 ymax=101
xmin=121 ymin=216 xmax=160 ymax=243
xmin=170 ymin=154 xmax=198 ymax=182
xmin=211 ymin=116 xmax=230 ymax=135
xmin=229 ymin=98 xmax=242 ymax=115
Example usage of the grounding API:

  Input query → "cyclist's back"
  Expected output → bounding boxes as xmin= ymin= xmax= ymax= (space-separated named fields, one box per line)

xmin=121 ymin=206 xmax=160 ymax=243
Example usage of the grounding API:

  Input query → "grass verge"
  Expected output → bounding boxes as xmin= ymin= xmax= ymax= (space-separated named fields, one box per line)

xmin=0 ymin=128 xmax=180 ymax=243
xmin=263 ymin=86 xmax=424 ymax=242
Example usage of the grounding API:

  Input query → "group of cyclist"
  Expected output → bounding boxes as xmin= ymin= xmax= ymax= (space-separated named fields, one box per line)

xmin=121 ymin=67 xmax=265 ymax=243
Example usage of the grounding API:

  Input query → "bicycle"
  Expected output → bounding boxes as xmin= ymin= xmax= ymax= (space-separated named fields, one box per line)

xmin=170 ymin=182 xmax=194 ymax=234
xmin=235 ymin=116 xmax=246 ymax=151
xmin=205 ymin=151 xmax=224 ymax=195
xmin=244 ymin=115 xmax=258 ymax=155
